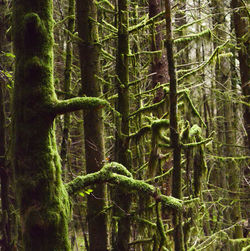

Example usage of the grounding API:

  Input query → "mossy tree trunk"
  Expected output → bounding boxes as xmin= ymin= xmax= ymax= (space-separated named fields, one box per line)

xmin=165 ymin=1 xmax=185 ymax=250
xmin=12 ymin=0 xmax=107 ymax=249
xmin=113 ymin=0 xmax=132 ymax=250
xmin=211 ymin=0 xmax=235 ymax=238
xmin=12 ymin=1 xmax=70 ymax=248
xmin=231 ymin=0 xmax=250 ymax=149
xmin=76 ymin=1 xmax=108 ymax=250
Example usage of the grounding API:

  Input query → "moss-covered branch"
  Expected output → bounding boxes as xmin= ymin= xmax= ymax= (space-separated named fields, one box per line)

xmin=66 ymin=162 xmax=182 ymax=211
xmin=128 ymin=125 xmax=151 ymax=141
xmin=52 ymin=97 xmax=108 ymax=115
xmin=129 ymin=99 xmax=166 ymax=118
xmin=181 ymin=137 xmax=213 ymax=148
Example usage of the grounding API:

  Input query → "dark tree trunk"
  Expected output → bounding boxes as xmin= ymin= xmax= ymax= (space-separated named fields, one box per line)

xmin=149 ymin=0 xmax=169 ymax=104
xmin=231 ymin=0 xmax=250 ymax=149
xmin=165 ymin=1 xmax=185 ymax=250
xmin=60 ymin=0 xmax=75 ymax=180
xmin=76 ymin=1 xmax=108 ymax=250
xmin=113 ymin=0 xmax=132 ymax=250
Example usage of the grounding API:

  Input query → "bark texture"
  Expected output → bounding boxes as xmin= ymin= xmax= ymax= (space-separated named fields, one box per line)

xmin=165 ymin=1 xmax=185 ymax=250
xmin=113 ymin=0 xmax=132 ymax=250
xmin=12 ymin=1 xmax=71 ymax=249
xmin=76 ymin=0 xmax=108 ymax=250
xmin=12 ymin=0 xmax=106 ymax=249
xmin=231 ymin=0 xmax=250 ymax=148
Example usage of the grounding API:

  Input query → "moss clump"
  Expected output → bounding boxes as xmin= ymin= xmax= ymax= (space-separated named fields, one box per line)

xmin=151 ymin=119 xmax=170 ymax=132
xmin=23 ymin=13 xmax=48 ymax=54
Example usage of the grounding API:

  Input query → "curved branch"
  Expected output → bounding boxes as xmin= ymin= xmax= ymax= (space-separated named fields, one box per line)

xmin=66 ymin=162 xmax=182 ymax=211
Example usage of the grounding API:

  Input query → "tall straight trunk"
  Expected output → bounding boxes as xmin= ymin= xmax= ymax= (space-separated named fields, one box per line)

xmin=61 ymin=0 xmax=75 ymax=179
xmin=231 ymin=0 xmax=250 ymax=148
xmin=149 ymin=0 xmax=169 ymax=103
xmin=165 ymin=1 xmax=184 ymax=250
xmin=76 ymin=1 xmax=108 ymax=250
xmin=210 ymin=2 xmax=232 ymax=238
xmin=113 ymin=0 xmax=131 ymax=250
xmin=228 ymin=0 xmax=246 ymax=239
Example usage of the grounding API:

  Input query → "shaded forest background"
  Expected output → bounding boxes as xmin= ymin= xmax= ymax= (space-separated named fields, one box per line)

xmin=0 ymin=0 xmax=249 ymax=250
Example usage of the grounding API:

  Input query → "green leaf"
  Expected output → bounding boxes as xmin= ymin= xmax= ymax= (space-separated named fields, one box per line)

xmin=79 ymin=192 xmax=85 ymax=198
xmin=78 ymin=189 xmax=93 ymax=197
xmin=4 ymin=52 xmax=15 ymax=59
xmin=85 ymin=189 xmax=93 ymax=195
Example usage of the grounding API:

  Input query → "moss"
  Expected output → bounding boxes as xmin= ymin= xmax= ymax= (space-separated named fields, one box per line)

xmin=189 ymin=124 xmax=201 ymax=137
xmin=66 ymin=162 xmax=182 ymax=211
xmin=129 ymin=125 xmax=151 ymax=141
xmin=151 ymin=119 xmax=170 ymax=132
xmin=129 ymin=99 xmax=165 ymax=118
xmin=155 ymin=201 xmax=167 ymax=248
xmin=23 ymin=13 xmax=48 ymax=54
xmin=102 ymin=162 xmax=133 ymax=177
xmin=12 ymin=0 xmax=71 ymax=249
xmin=53 ymin=97 xmax=108 ymax=115
xmin=229 ymin=238 xmax=250 ymax=250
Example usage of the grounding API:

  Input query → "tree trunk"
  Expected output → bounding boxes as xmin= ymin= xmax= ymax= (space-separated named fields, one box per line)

xmin=12 ymin=1 xmax=71 ymax=248
xmin=165 ymin=1 xmax=184 ymax=250
xmin=12 ymin=0 xmax=107 ymax=249
xmin=76 ymin=1 xmax=108 ymax=250
xmin=231 ymin=0 xmax=250 ymax=149
xmin=149 ymin=0 xmax=169 ymax=105
xmin=60 ymin=0 xmax=75 ymax=180
xmin=113 ymin=0 xmax=131 ymax=250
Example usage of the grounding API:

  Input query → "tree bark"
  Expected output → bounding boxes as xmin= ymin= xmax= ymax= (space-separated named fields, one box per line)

xmin=149 ymin=0 xmax=169 ymax=104
xmin=60 ymin=0 xmax=75 ymax=180
xmin=76 ymin=0 xmax=108 ymax=250
xmin=165 ymin=1 xmax=185 ymax=250
xmin=113 ymin=0 xmax=131 ymax=250
xmin=231 ymin=0 xmax=250 ymax=149
xmin=12 ymin=0 xmax=107 ymax=249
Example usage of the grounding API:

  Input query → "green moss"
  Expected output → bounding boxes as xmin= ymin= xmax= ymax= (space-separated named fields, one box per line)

xmin=66 ymin=162 xmax=182 ymax=211
xmin=151 ymin=119 xmax=170 ymax=132
xmin=53 ymin=97 xmax=108 ymax=115
xmin=12 ymin=0 xmax=71 ymax=249
xmin=189 ymin=124 xmax=201 ymax=137
xmin=129 ymin=125 xmax=151 ymax=141
xmin=102 ymin=162 xmax=133 ymax=177
xmin=229 ymin=238 xmax=250 ymax=250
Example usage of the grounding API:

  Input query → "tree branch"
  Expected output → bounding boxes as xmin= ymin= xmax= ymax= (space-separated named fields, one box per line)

xmin=52 ymin=97 xmax=108 ymax=115
xmin=66 ymin=162 xmax=182 ymax=211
